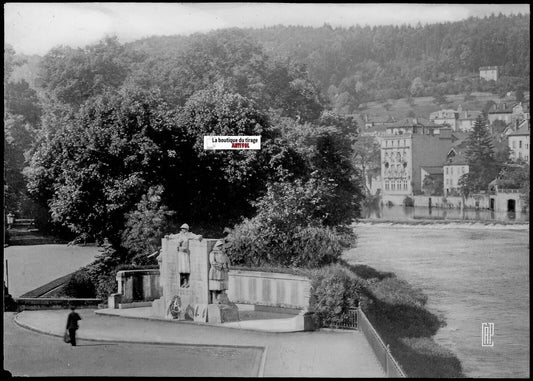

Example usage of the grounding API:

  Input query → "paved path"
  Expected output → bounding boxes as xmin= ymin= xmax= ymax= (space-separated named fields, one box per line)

xmin=11 ymin=309 xmax=385 ymax=377
xmin=4 ymin=312 xmax=262 ymax=377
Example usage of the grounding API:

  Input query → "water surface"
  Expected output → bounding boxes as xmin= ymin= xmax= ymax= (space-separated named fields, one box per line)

xmin=362 ymin=205 xmax=529 ymax=222
xmin=345 ymin=223 xmax=529 ymax=378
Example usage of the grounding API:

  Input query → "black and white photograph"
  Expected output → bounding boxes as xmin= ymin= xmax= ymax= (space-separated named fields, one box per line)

xmin=3 ymin=2 xmax=530 ymax=378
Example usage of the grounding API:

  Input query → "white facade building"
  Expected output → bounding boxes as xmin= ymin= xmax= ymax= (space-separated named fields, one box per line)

xmin=508 ymin=121 xmax=530 ymax=163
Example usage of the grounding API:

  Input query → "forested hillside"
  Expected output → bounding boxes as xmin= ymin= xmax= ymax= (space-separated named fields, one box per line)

xmin=245 ymin=14 xmax=529 ymax=107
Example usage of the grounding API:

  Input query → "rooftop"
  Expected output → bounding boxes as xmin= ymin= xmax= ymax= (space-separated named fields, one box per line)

xmin=421 ymin=166 xmax=444 ymax=175
xmin=508 ymin=121 xmax=530 ymax=136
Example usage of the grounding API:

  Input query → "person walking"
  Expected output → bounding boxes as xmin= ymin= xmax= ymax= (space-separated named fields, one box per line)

xmin=65 ymin=306 xmax=81 ymax=346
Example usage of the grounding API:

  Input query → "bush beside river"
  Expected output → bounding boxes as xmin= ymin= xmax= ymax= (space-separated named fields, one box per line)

xmin=232 ymin=261 xmax=465 ymax=378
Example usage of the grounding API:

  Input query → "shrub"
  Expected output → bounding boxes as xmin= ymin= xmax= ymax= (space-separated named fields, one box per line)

xmin=93 ymin=272 xmax=118 ymax=300
xmin=359 ymin=274 xmax=464 ymax=377
xmin=290 ymin=226 xmax=344 ymax=267
xmin=398 ymin=337 xmax=464 ymax=378
xmin=226 ymin=218 xmax=347 ymax=268
xmin=84 ymin=241 xmax=126 ymax=299
xmin=366 ymin=276 xmax=427 ymax=307
xmin=61 ymin=268 xmax=96 ymax=298
xmin=308 ymin=264 xmax=366 ymax=327
xmin=403 ymin=196 xmax=414 ymax=207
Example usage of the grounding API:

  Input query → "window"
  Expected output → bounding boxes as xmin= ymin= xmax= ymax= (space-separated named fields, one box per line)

xmin=519 ymin=141 xmax=522 ymax=149
xmin=391 ymin=183 xmax=395 ymax=191
xmin=513 ymin=141 xmax=516 ymax=148
xmin=445 ymin=167 xmax=448 ymax=174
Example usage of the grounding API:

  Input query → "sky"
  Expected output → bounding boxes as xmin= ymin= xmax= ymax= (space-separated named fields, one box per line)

xmin=4 ymin=3 xmax=531 ymax=56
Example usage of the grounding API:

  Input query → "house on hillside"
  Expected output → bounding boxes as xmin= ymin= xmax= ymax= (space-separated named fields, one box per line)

xmin=429 ymin=105 xmax=482 ymax=132
xmin=511 ymin=101 xmax=530 ymax=127
xmin=479 ymin=66 xmax=499 ymax=81
xmin=380 ymin=117 xmax=455 ymax=204
xmin=429 ymin=109 xmax=457 ymax=130
xmin=443 ymin=144 xmax=469 ymax=197
xmin=488 ymin=102 xmax=515 ymax=124
xmin=456 ymin=105 xmax=482 ymax=132
xmin=508 ymin=120 xmax=530 ymax=163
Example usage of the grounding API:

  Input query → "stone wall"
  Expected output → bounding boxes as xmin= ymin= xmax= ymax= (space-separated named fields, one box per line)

xmin=115 ymin=269 xmax=162 ymax=304
xmin=413 ymin=195 xmax=489 ymax=209
xmin=111 ymin=268 xmax=312 ymax=311
xmin=227 ymin=270 xmax=311 ymax=310
xmin=15 ymin=298 xmax=101 ymax=310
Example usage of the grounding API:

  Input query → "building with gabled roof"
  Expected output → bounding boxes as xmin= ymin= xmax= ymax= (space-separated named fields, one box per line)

xmin=380 ymin=117 xmax=455 ymax=204
xmin=443 ymin=142 xmax=469 ymax=197
xmin=508 ymin=120 xmax=530 ymax=163
xmin=488 ymin=102 xmax=516 ymax=124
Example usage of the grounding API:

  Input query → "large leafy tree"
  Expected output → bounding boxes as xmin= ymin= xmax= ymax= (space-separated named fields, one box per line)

xmin=37 ymin=36 xmax=129 ymax=107
xmin=459 ymin=115 xmax=503 ymax=196
xmin=352 ymin=135 xmax=381 ymax=195
xmin=126 ymin=29 xmax=326 ymax=123
xmin=171 ymin=81 xmax=284 ymax=227
xmin=4 ymin=44 xmax=43 ymax=216
xmin=25 ymin=87 xmax=177 ymax=244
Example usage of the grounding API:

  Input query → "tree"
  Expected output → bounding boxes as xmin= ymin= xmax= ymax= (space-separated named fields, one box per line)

xmin=409 ymin=77 xmax=424 ymax=97
xmin=37 ymin=36 xmax=129 ymax=107
xmin=433 ymin=93 xmax=448 ymax=106
xmin=459 ymin=116 xmax=502 ymax=195
xmin=4 ymin=45 xmax=43 ymax=218
xmin=171 ymin=81 xmax=282 ymax=228
xmin=422 ymin=174 xmax=444 ymax=196
xmin=25 ymin=87 xmax=176 ymax=244
xmin=121 ymin=185 xmax=175 ymax=266
xmin=352 ymin=135 xmax=381 ymax=195
xmin=497 ymin=163 xmax=530 ymax=209
xmin=280 ymin=111 xmax=363 ymax=226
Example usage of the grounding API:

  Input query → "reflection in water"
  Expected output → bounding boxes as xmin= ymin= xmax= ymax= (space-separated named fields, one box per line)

xmin=361 ymin=205 xmax=529 ymax=222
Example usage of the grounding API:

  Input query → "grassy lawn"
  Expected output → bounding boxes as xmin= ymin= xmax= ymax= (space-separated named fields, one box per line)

xmin=3 ymin=244 xmax=100 ymax=298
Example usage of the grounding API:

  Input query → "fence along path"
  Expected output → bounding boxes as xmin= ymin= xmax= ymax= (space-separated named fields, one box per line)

xmin=357 ymin=307 xmax=407 ymax=377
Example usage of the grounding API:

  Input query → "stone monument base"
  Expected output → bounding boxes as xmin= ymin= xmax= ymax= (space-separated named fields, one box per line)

xmin=207 ymin=302 xmax=239 ymax=324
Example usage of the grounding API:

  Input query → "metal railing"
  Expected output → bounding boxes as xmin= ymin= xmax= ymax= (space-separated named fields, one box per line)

xmin=357 ymin=307 xmax=407 ymax=378
xmin=322 ymin=307 xmax=358 ymax=330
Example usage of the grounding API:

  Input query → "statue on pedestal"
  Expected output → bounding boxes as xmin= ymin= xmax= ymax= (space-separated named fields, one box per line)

xmin=208 ymin=239 xmax=230 ymax=303
xmin=165 ymin=223 xmax=202 ymax=288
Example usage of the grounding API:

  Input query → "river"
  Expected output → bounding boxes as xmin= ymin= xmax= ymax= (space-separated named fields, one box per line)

xmin=361 ymin=205 xmax=529 ymax=223
xmin=345 ymin=222 xmax=530 ymax=378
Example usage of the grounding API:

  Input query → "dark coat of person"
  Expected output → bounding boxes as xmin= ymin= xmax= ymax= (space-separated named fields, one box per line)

xmin=66 ymin=308 xmax=81 ymax=346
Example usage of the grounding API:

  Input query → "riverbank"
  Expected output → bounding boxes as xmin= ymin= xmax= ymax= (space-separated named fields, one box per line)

xmin=347 ymin=224 xmax=529 ymax=378
xmin=356 ymin=218 xmax=529 ymax=229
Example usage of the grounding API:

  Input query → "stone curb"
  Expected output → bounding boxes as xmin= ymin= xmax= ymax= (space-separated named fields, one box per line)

xmin=12 ymin=311 xmax=266 ymax=351
xmin=94 ymin=308 xmax=307 ymax=334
